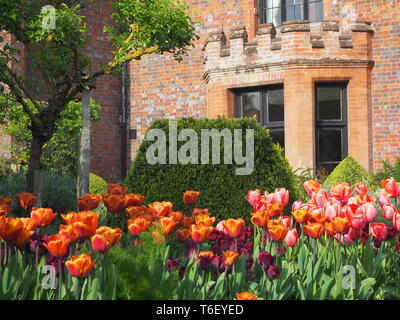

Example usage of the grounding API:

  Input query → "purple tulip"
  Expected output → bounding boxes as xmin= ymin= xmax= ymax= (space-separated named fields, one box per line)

xmin=166 ymin=258 xmax=180 ymax=272
xmin=265 ymin=264 xmax=280 ymax=280
xmin=212 ymin=255 xmax=226 ymax=275
xmin=257 ymin=251 xmax=275 ymax=268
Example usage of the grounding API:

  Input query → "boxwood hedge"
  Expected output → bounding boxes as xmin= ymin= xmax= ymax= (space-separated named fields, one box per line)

xmin=124 ymin=117 xmax=300 ymax=221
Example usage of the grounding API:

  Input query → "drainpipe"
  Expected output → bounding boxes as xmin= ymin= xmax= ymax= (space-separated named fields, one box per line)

xmin=120 ymin=62 xmax=128 ymax=181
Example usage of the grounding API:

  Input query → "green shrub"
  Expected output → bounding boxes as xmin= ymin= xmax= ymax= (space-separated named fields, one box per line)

xmin=325 ymin=156 xmax=373 ymax=188
xmin=89 ymin=173 xmax=108 ymax=195
xmin=0 ymin=171 xmax=77 ymax=214
xmin=124 ymin=117 xmax=300 ymax=221
xmin=372 ymin=158 xmax=400 ymax=185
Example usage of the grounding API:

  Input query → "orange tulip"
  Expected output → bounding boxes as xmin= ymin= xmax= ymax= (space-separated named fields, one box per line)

xmin=126 ymin=206 xmax=153 ymax=221
xmin=267 ymin=222 xmax=288 ymax=242
xmin=59 ymin=224 xmax=79 ymax=242
xmin=91 ymin=226 xmax=122 ymax=252
xmin=222 ymin=218 xmax=245 ymax=238
xmin=292 ymin=209 xmax=309 ymax=224
xmin=44 ymin=233 xmax=71 ymax=257
xmin=160 ymin=216 xmax=180 ymax=235
xmin=77 ymin=194 xmax=102 ymax=211
xmin=222 ymin=250 xmax=240 ymax=266
xmin=31 ymin=208 xmax=57 ymax=228
xmin=199 ymin=251 xmax=214 ymax=259
xmin=0 ymin=205 xmax=12 ymax=217
xmin=102 ymin=194 xmax=126 ymax=213
xmin=266 ymin=202 xmax=284 ymax=217
xmin=107 ymin=184 xmax=128 ymax=195
xmin=191 ymin=208 xmax=210 ymax=218
xmin=191 ymin=223 xmax=213 ymax=243
xmin=64 ymin=211 xmax=99 ymax=238
xmin=251 ymin=210 xmax=269 ymax=227
xmin=331 ymin=217 xmax=351 ymax=234
xmin=308 ymin=210 xmax=327 ymax=224
xmin=170 ymin=211 xmax=184 ymax=224
xmin=195 ymin=214 xmax=215 ymax=227
xmin=128 ymin=217 xmax=151 ymax=236
xmin=182 ymin=216 xmax=195 ymax=228
xmin=325 ymin=222 xmax=336 ymax=236
xmin=0 ymin=217 xmax=34 ymax=247
xmin=20 ymin=217 xmax=38 ymax=231
xmin=124 ymin=193 xmax=145 ymax=208
xmin=66 ymin=254 xmax=96 ymax=278
xmin=235 ymin=292 xmax=258 ymax=300
xmin=183 ymin=190 xmax=200 ymax=206
xmin=149 ymin=201 xmax=173 ymax=218
xmin=176 ymin=228 xmax=191 ymax=242
xmin=16 ymin=192 xmax=37 ymax=209
xmin=0 ymin=196 xmax=12 ymax=207
xmin=61 ymin=211 xmax=80 ymax=224
xmin=304 ymin=222 xmax=325 ymax=239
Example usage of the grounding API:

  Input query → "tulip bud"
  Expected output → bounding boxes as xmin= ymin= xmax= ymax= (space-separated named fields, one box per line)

xmin=245 ymin=189 xmax=262 ymax=208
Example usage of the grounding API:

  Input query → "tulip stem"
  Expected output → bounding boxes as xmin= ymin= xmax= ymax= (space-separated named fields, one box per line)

xmin=58 ymin=267 xmax=63 ymax=300
xmin=76 ymin=278 xmax=81 ymax=300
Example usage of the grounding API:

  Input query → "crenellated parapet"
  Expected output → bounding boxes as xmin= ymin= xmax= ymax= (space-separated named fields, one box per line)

xmin=203 ymin=20 xmax=374 ymax=80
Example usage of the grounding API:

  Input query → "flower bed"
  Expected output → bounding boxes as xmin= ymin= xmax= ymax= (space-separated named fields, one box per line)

xmin=0 ymin=178 xmax=399 ymax=300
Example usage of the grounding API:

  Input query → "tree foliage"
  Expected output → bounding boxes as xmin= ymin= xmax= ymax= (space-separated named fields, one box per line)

xmin=0 ymin=95 xmax=101 ymax=177
xmin=0 ymin=0 xmax=199 ymax=191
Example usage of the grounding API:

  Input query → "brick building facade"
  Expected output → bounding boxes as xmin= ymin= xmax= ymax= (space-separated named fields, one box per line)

xmin=1 ymin=1 xmax=399 ymax=182
xmin=128 ymin=0 xmax=400 ymax=178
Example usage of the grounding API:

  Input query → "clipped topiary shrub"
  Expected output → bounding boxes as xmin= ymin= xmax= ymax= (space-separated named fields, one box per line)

xmin=325 ymin=156 xmax=373 ymax=188
xmin=89 ymin=173 xmax=108 ymax=195
xmin=124 ymin=117 xmax=300 ymax=221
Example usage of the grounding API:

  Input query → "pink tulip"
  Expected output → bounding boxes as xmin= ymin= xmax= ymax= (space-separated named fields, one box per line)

xmin=393 ymin=211 xmax=400 ymax=232
xmin=284 ymin=228 xmax=298 ymax=247
xmin=324 ymin=201 xmax=341 ymax=221
xmin=382 ymin=204 xmax=396 ymax=220
xmin=360 ymin=202 xmax=377 ymax=222
xmin=215 ymin=221 xmax=229 ymax=235
xmin=378 ymin=196 xmax=390 ymax=208
xmin=312 ymin=189 xmax=329 ymax=208
xmin=279 ymin=216 xmax=291 ymax=227
xmin=274 ymin=188 xmax=289 ymax=207
xmin=349 ymin=213 xmax=365 ymax=230
xmin=292 ymin=200 xmax=306 ymax=211
xmin=381 ymin=178 xmax=400 ymax=198
xmin=245 ymin=189 xmax=262 ymax=208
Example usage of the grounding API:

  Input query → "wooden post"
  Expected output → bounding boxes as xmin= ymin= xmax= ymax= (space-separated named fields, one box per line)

xmin=77 ymin=89 xmax=91 ymax=197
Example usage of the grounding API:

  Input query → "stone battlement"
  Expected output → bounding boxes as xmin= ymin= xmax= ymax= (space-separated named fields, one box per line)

xmin=204 ymin=20 xmax=374 ymax=78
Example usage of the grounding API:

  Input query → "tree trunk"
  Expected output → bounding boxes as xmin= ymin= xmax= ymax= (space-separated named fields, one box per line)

xmin=77 ymin=89 xmax=91 ymax=197
xmin=27 ymin=134 xmax=45 ymax=207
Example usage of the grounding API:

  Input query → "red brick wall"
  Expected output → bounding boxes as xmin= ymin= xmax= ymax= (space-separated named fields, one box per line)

xmin=325 ymin=0 xmax=400 ymax=170
xmin=128 ymin=0 xmax=258 ymax=161
xmin=129 ymin=0 xmax=400 ymax=174
xmin=83 ymin=3 xmax=123 ymax=182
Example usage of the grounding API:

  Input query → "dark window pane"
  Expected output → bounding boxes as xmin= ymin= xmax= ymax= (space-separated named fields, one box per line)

xmin=317 ymin=86 xmax=342 ymax=121
xmin=319 ymin=163 xmax=338 ymax=174
xmin=270 ymin=129 xmax=285 ymax=148
xmin=318 ymin=129 xmax=342 ymax=163
xmin=308 ymin=0 xmax=324 ymax=22
xmin=268 ymin=88 xmax=284 ymax=122
xmin=242 ymin=92 xmax=261 ymax=123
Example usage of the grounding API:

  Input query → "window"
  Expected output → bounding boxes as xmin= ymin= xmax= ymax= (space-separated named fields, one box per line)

xmin=315 ymin=83 xmax=348 ymax=173
xmin=259 ymin=0 xmax=324 ymax=26
xmin=235 ymin=86 xmax=285 ymax=148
